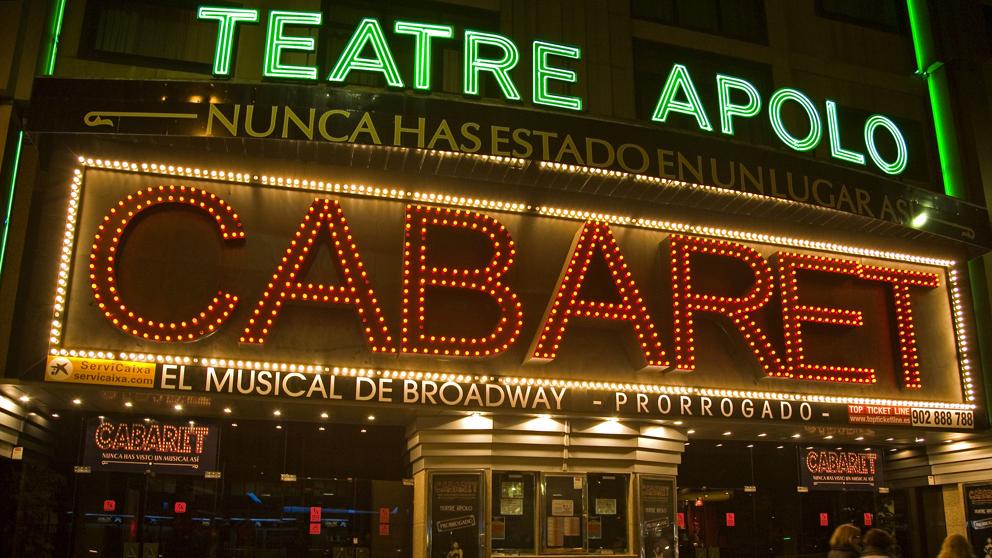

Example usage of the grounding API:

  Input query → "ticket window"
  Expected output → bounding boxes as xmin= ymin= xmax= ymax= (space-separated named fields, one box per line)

xmin=542 ymin=474 xmax=586 ymax=553
xmin=492 ymin=472 xmax=536 ymax=555
xmin=587 ymin=474 xmax=628 ymax=554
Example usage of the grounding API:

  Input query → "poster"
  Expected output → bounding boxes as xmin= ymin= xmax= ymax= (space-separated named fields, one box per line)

xmin=639 ymin=477 xmax=675 ymax=558
xmin=596 ymin=498 xmax=617 ymax=515
xmin=500 ymin=499 xmax=524 ymax=516
xmin=81 ymin=417 xmax=218 ymax=474
xmin=552 ymin=499 xmax=575 ymax=516
xmin=965 ymin=483 xmax=992 ymax=558
xmin=430 ymin=472 xmax=482 ymax=558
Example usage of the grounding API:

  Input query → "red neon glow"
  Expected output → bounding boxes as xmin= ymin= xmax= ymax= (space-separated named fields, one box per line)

xmin=401 ymin=205 xmax=523 ymax=356
xmin=89 ymin=185 xmax=244 ymax=342
xmin=669 ymin=234 xmax=781 ymax=374
xmin=529 ymin=221 xmax=668 ymax=367
xmin=777 ymin=252 xmax=875 ymax=384
xmin=241 ymin=199 xmax=394 ymax=351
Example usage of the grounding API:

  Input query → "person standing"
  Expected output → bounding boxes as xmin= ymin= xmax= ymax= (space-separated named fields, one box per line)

xmin=860 ymin=529 xmax=894 ymax=558
xmin=937 ymin=534 xmax=976 ymax=558
xmin=828 ymin=524 xmax=862 ymax=558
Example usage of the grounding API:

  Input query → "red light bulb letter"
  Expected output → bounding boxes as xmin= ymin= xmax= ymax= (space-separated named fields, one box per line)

xmin=529 ymin=221 xmax=668 ymax=368
xmin=400 ymin=205 xmax=523 ymax=356
xmin=89 ymin=186 xmax=243 ymax=342
xmin=859 ymin=264 xmax=939 ymax=389
xmin=241 ymin=199 xmax=394 ymax=351
xmin=778 ymin=252 xmax=874 ymax=384
xmin=669 ymin=234 xmax=780 ymax=374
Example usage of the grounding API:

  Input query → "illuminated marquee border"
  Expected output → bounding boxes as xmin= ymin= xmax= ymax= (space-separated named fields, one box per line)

xmin=47 ymin=155 xmax=978 ymax=411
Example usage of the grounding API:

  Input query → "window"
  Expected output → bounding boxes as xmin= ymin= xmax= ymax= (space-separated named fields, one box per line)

xmin=537 ymin=473 xmax=630 ymax=554
xmin=79 ymin=0 xmax=218 ymax=73
xmin=587 ymin=474 xmax=628 ymax=553
xmin=492 ymin=472 xmax=537 ymax=554
xmin=631 ymin=0 xmax=768 ymax=44
xmin=817 ymin=0 xmax=907 ymax=34
xmin=320 ymin=0 xmax=499 ymax=95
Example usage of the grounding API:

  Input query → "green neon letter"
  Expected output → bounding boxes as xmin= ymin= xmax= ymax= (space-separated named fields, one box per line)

xmin=716 ymin=74 xmax=760 ymax=135
xmin=864 ymin=115 xmax=908 ymax=175
xmin=651 ymin=64 xmax=712 ymax=131
xmin=463 ymin=30 xmax=521 ymax=101
xmin=394 ymin=21 xmax=453 ymax=90
xmin=825 ymin=100 xmax=866 ymax=165
xmin=198 ymin=6 xmax=259 ymax=77
xmin=263 ymin=10 xmax=321 ymax=80
xmin=768 ymin=88 xmax=822 ymax=152
xmin=532 ymin=41 xmax=582 ymax=111
xmin=328 ymin=18 xmax=404 ymax=87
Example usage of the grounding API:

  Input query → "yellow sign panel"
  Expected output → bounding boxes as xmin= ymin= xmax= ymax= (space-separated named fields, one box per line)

xmin=44 ymin=356 xmax=155 ymax=388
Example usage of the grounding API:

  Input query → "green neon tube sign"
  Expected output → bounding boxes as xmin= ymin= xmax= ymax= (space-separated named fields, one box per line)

xmin=197 ymin=7 xmax=912 ymax=176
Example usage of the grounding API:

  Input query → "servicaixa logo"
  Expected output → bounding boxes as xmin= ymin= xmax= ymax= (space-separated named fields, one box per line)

xmin=197 ymin=6 xmax=909 ymax=176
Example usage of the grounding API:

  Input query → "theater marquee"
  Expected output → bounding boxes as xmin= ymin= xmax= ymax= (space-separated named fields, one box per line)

xmin=42 ymin=157 xmax=980 ymax=429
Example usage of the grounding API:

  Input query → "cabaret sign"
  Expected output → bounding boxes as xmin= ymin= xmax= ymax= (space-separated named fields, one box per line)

xmin=82 ymin=417 xmax=219 ymax=474
xmin=197 ymin=6 xmax=909 ymax=175
xmin=49 ymin=161 xmax=974 ymax=411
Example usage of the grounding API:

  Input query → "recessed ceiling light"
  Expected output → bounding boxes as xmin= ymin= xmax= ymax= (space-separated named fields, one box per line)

xmin=716 ymin=443 xmax=723 ymax=447
xmin=188 ymin=420 xmax=195 ymax=426
xmin=319 ymin=426 xmax=326 ymax=431
xmin=889 ymin=448 xmax=897 ymax=452
xmin=320 ymin=412 xmax=329 ymax=419
xmin=722 ymin=431 xmax=732 ymax=436
xmin=864 ymin=447 xmax=872 ymax=451
xmin=231 ymin=423 xmax=238 ymax=427
xmin=757 ymin=433 xmax=767 ymax=437
xmin=944 ymin=439 xmax=953 ymax=443
xmin=824 ymin=435 xmax=833 ymax=440
xmin=791 ymin=434 xmax=801 ymax=439
xmin=746 ymin=444 xmax=754 ymax=448
xmin=223 ymin=407 xmax=232 ymax=414
xmin=273 ymin=410 xmax=281 ymax=416
xmin=51 ymin=413 xmax=59 ymax=418
xmin=174 ymin=404 xmax=183 ymax=411
xmin=124 ymin=401 xmax=133 ymax=408
xmin=143 ymin=418 xmax=151 ymax=422
xmin=72 ymin=398 xmax=82 ymax=405
xmin=685 ymin=442 xmax=691 ymax=446
xmin=18 ymin=395 xmax=29 ymax=402
xmin=367 ymin=415 xmax=376 ymax=421
xmin=360 ymin=428 xmax=367 ymax=433
xmin=776 ymin=445 xmax=784 ymax=449
xmin=98 ymin=415 xmax=104 ymax=420
xmin=885 ymin=437 xmax=894 ymax=442
xmin=275 ymin=425 xmax=282 ymax=430
xmin=673 ymin=420 xmax=683 ymax=425
xmin=687 ymin=429 xmax=695 ymax=434
xmin=915 ymin=437 xmax=925 ymax=443
xmin=805 ymin=446 xmax=813 ymax=450
xmin=855 ymin=436 xmax=864 ymax=441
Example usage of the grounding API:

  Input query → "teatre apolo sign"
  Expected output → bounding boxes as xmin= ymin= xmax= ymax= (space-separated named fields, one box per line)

xmin=45 ymin=160 xmax=974 ymax=413
xmin=196 ymin=6 xmax=909 ymax=175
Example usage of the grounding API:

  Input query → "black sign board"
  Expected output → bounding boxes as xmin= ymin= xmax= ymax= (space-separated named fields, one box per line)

xmin=799 ymin=448 xmax=880 ymax=490
xmin=965 ymin=483 xmax=992 ymax=557
xmin=28 ymin=77 xmax=991 ymax=249
xmin=638 ymin=476 xmax=676 ymax=558
xmin=82 ymin=417 xmax=219 ymax=474
xmin=430 ymin=472 xmax=483 ymax=558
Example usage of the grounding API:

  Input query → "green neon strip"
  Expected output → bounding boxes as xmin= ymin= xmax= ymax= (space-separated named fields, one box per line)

xmin=42 ymin=0 xmax=68 ymax=75
xmin=907 ymin=0 xmax=964 ymax=198
xmin=0 ymin=130 xmax=24 ymax=278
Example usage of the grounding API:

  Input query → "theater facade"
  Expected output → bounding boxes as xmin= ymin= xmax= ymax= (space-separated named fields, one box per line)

xmin=1 ymin=1 xmax=991 ymax=558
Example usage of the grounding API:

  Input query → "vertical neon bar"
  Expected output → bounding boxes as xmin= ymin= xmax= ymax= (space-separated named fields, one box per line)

xmin=41 ymin=0 xmax=68 ymax=76
xmin=906 ymin=0 xmax=964 ymax=198
xmin=0 ymin=130 xmax=24 ymax=278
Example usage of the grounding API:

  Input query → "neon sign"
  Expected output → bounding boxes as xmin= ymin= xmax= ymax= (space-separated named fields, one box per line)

xmin=85 ymin=186 xmax=941 ymax=389
xmin=196 ymin=7 xmax=908 ymax=175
